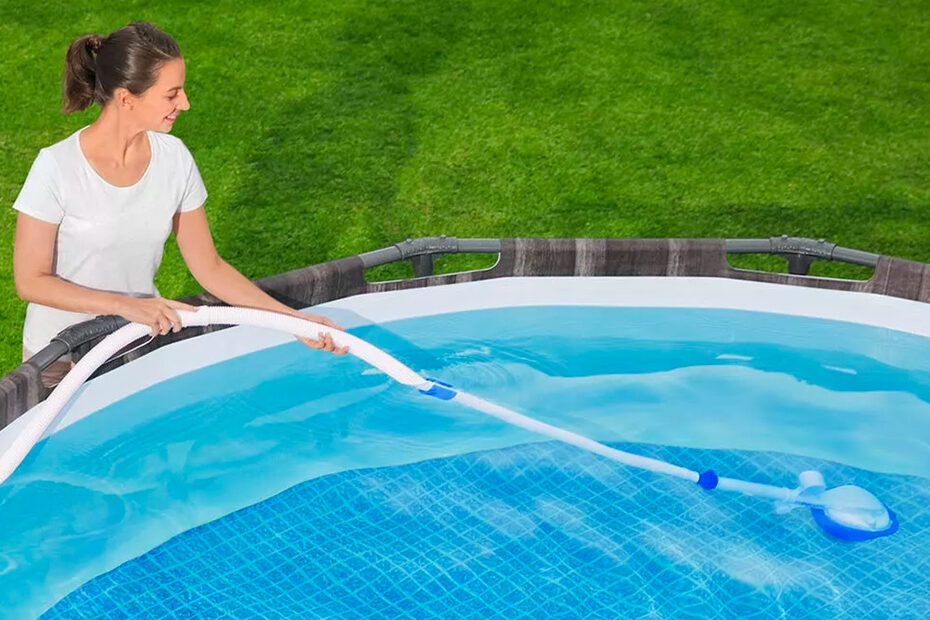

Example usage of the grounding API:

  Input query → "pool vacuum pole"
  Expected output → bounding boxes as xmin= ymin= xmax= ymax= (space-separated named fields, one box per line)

xmin=0 ymin=306 xmax=898 ymax=541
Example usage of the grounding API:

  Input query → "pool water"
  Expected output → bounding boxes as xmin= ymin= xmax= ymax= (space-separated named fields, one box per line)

xmin=46 ymin=442 xmax=930 ymax=619
xmin=2 ymin=306 xmax=929 ymax=618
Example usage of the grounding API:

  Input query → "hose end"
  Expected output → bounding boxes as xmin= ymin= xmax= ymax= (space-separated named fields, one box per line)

xmin=418 ymin=378 xmax=457 ymax=400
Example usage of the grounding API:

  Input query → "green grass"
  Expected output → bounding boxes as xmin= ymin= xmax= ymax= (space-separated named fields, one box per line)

xmin=2 ymin=0 xmax=929 ymax=374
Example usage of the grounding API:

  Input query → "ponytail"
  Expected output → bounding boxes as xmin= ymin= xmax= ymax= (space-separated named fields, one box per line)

xmin=62 ymin=34 xmax=103 ymax=113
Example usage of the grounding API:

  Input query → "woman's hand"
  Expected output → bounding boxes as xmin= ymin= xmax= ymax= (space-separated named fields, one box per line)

xmin=286 ymin=309 xmax=350 ymax=355
xmin=116 ymin=296 xmax=198 ymax=337
xmin=115 ymin=297 xmax=348 ymax=355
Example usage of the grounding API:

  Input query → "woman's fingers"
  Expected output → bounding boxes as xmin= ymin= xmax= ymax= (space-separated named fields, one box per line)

xmin=299 ymin=336 xmax=324 ymax=349
xmin=166 ymin=308 xmax=183 ymax=332
xmin=295 ymin=332 xmax=349 ymax=356
xmin=147 ymin=312 xmax=176 ymax=337
xmin=321 ymin=333 xmax=349 ymax=355
xmin=146 ymin=300 xmax=190 ymax=337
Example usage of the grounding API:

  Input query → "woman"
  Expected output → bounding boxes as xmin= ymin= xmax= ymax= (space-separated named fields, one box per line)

xmin=12 ymin=21 xmax=347 ymax=388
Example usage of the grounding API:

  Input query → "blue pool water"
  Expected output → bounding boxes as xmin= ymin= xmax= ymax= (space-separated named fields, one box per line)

xmin=45 ymin=443 xmax=930 ymax=619
xmin=2 ymin=306 xmax=930 ymax=618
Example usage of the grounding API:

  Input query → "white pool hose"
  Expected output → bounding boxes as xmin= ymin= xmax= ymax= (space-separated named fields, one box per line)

xmin=0 ymin=306 xmax=898 ymax=540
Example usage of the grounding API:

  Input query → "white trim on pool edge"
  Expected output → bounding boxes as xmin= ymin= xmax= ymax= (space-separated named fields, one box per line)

xmin=3 ymin=275 xmax=930 ymax=451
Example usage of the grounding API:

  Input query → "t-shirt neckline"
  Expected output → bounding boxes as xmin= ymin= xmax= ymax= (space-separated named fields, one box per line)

xmin=76 ymin=125 xmax=155 ymax=190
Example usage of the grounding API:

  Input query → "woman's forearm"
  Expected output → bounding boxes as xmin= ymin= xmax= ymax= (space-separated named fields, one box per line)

xmin=19 ymin=261 xmax=297 ymax=321
xmin=197 ymin=259 xmax=297 ymax=315
xmin=17 ymin=275 xmax=129 ymax=316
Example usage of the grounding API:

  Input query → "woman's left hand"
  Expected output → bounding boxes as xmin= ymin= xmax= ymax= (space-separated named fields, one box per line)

xmin=287 ymin=310 xmax=350 ymax=355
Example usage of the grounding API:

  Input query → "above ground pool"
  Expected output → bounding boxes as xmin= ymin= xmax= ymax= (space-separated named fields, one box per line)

xmin=2 ymin=276 xmax=929 ymax=618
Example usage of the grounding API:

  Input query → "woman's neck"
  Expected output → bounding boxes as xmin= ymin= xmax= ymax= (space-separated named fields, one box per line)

xmin=81 ymin=105 xmax=148 ymax=167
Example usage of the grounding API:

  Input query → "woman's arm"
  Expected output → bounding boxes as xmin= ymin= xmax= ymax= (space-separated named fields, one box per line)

xmin=14 ymin=213 xmax=126 ymax=314
xmin=172 ymin=207 xmax=347 ymax=354
xmin=14 ymin=212 xmax=197 ymax=337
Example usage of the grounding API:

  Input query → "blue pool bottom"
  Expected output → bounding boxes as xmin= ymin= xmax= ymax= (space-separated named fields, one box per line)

xmin=46 ymin=441 xmax=930 ymax=619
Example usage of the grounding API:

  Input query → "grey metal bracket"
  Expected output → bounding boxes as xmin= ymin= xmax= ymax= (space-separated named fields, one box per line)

xmin=725 ymin=235 xmax=879 ymax=275
xmin=359 ymin=236 xmax=501 ymax=276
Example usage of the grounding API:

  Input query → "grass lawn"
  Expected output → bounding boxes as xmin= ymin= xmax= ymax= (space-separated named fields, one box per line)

xmin=1 ymin=0 xmax=929 ymax=374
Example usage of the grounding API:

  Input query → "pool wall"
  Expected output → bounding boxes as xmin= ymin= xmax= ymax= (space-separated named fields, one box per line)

xmin=5 ymin=236 xmax=930 ymax=429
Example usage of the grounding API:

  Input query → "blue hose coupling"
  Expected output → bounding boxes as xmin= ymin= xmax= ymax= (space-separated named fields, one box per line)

xmin=419 ymin=377 xmax=457 ymax=400
xmin=697 ymin=469 xmax=719 ymax=490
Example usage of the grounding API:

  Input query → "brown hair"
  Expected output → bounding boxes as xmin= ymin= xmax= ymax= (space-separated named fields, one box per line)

xmin=62 ymin=21 xmax=182 ymax=114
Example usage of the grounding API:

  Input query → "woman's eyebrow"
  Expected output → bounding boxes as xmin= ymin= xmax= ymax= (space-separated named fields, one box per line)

xmin=166 ymin=86 xmax=182 ymax=93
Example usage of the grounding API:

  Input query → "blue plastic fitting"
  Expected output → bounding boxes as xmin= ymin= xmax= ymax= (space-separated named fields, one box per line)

xmin=418 ymin=377 xmax=457 ymax=400
xmin=697 ymin=469 xmax=719 ymax=490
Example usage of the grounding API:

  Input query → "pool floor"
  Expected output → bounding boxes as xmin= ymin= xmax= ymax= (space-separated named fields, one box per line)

xmin=45 ymin=441 xmax=930 ymax=619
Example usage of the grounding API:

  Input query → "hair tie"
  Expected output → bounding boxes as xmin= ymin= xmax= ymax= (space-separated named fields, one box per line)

xmin=86 ymin=35 xmax=103 ymax=53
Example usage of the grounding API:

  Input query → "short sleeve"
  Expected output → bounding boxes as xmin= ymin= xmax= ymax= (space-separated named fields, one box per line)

xmin=177 ymin=144 xmax=208 ymax=213
xmin=12 ymin=149 xmax=64 ymax=224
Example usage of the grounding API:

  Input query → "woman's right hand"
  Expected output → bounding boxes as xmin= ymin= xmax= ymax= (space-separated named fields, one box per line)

xmin=115 ymin=297 xmax=199 ymax=338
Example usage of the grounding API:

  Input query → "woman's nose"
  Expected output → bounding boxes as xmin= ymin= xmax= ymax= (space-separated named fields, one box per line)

xmin=179 ymin=90 xmax=191 ymax=111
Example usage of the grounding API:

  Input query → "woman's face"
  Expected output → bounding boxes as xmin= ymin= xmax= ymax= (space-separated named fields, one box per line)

xmin=133 ymin=58 xmax=190 ymax=132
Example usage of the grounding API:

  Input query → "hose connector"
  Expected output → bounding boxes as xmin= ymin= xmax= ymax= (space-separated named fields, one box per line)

xmin=697 ymin=469 xmax=719 ymax=490
xmin=418 ymin=378 xmax=457 ymax=400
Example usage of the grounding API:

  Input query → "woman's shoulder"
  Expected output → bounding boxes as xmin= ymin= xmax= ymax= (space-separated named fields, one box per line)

xmin=13 ymin=129 xmax=84 ymax=223
xmin=38 ymin=126 xmax=84 ymax=168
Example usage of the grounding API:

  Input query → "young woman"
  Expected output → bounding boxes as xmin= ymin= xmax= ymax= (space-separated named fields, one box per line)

xmin=12 ymin=21 xmax=347 ymax=387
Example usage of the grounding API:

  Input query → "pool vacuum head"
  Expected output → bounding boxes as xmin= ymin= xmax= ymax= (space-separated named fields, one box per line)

xmin=809 ymin=484 xmax=899 ymax=541
xmin=788 ymin=470 xmax=898 ymax=541
xmin=701 ymin=468 xmax=898 ymax=542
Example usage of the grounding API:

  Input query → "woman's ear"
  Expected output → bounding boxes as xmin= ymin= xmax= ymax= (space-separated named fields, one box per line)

xmin=113 ymin=86 xmax=134 ymax=110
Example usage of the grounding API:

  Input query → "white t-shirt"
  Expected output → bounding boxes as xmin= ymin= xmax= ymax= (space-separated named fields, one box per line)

xmin=12 ymin=126 xmax=208 ymax=353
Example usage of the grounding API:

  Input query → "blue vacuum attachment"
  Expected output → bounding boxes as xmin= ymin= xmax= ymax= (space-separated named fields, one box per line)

xmin=808 ymin=485 xmax=899 ymax=541
xmin=781 ymin=471 xmax=898 ymax=541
